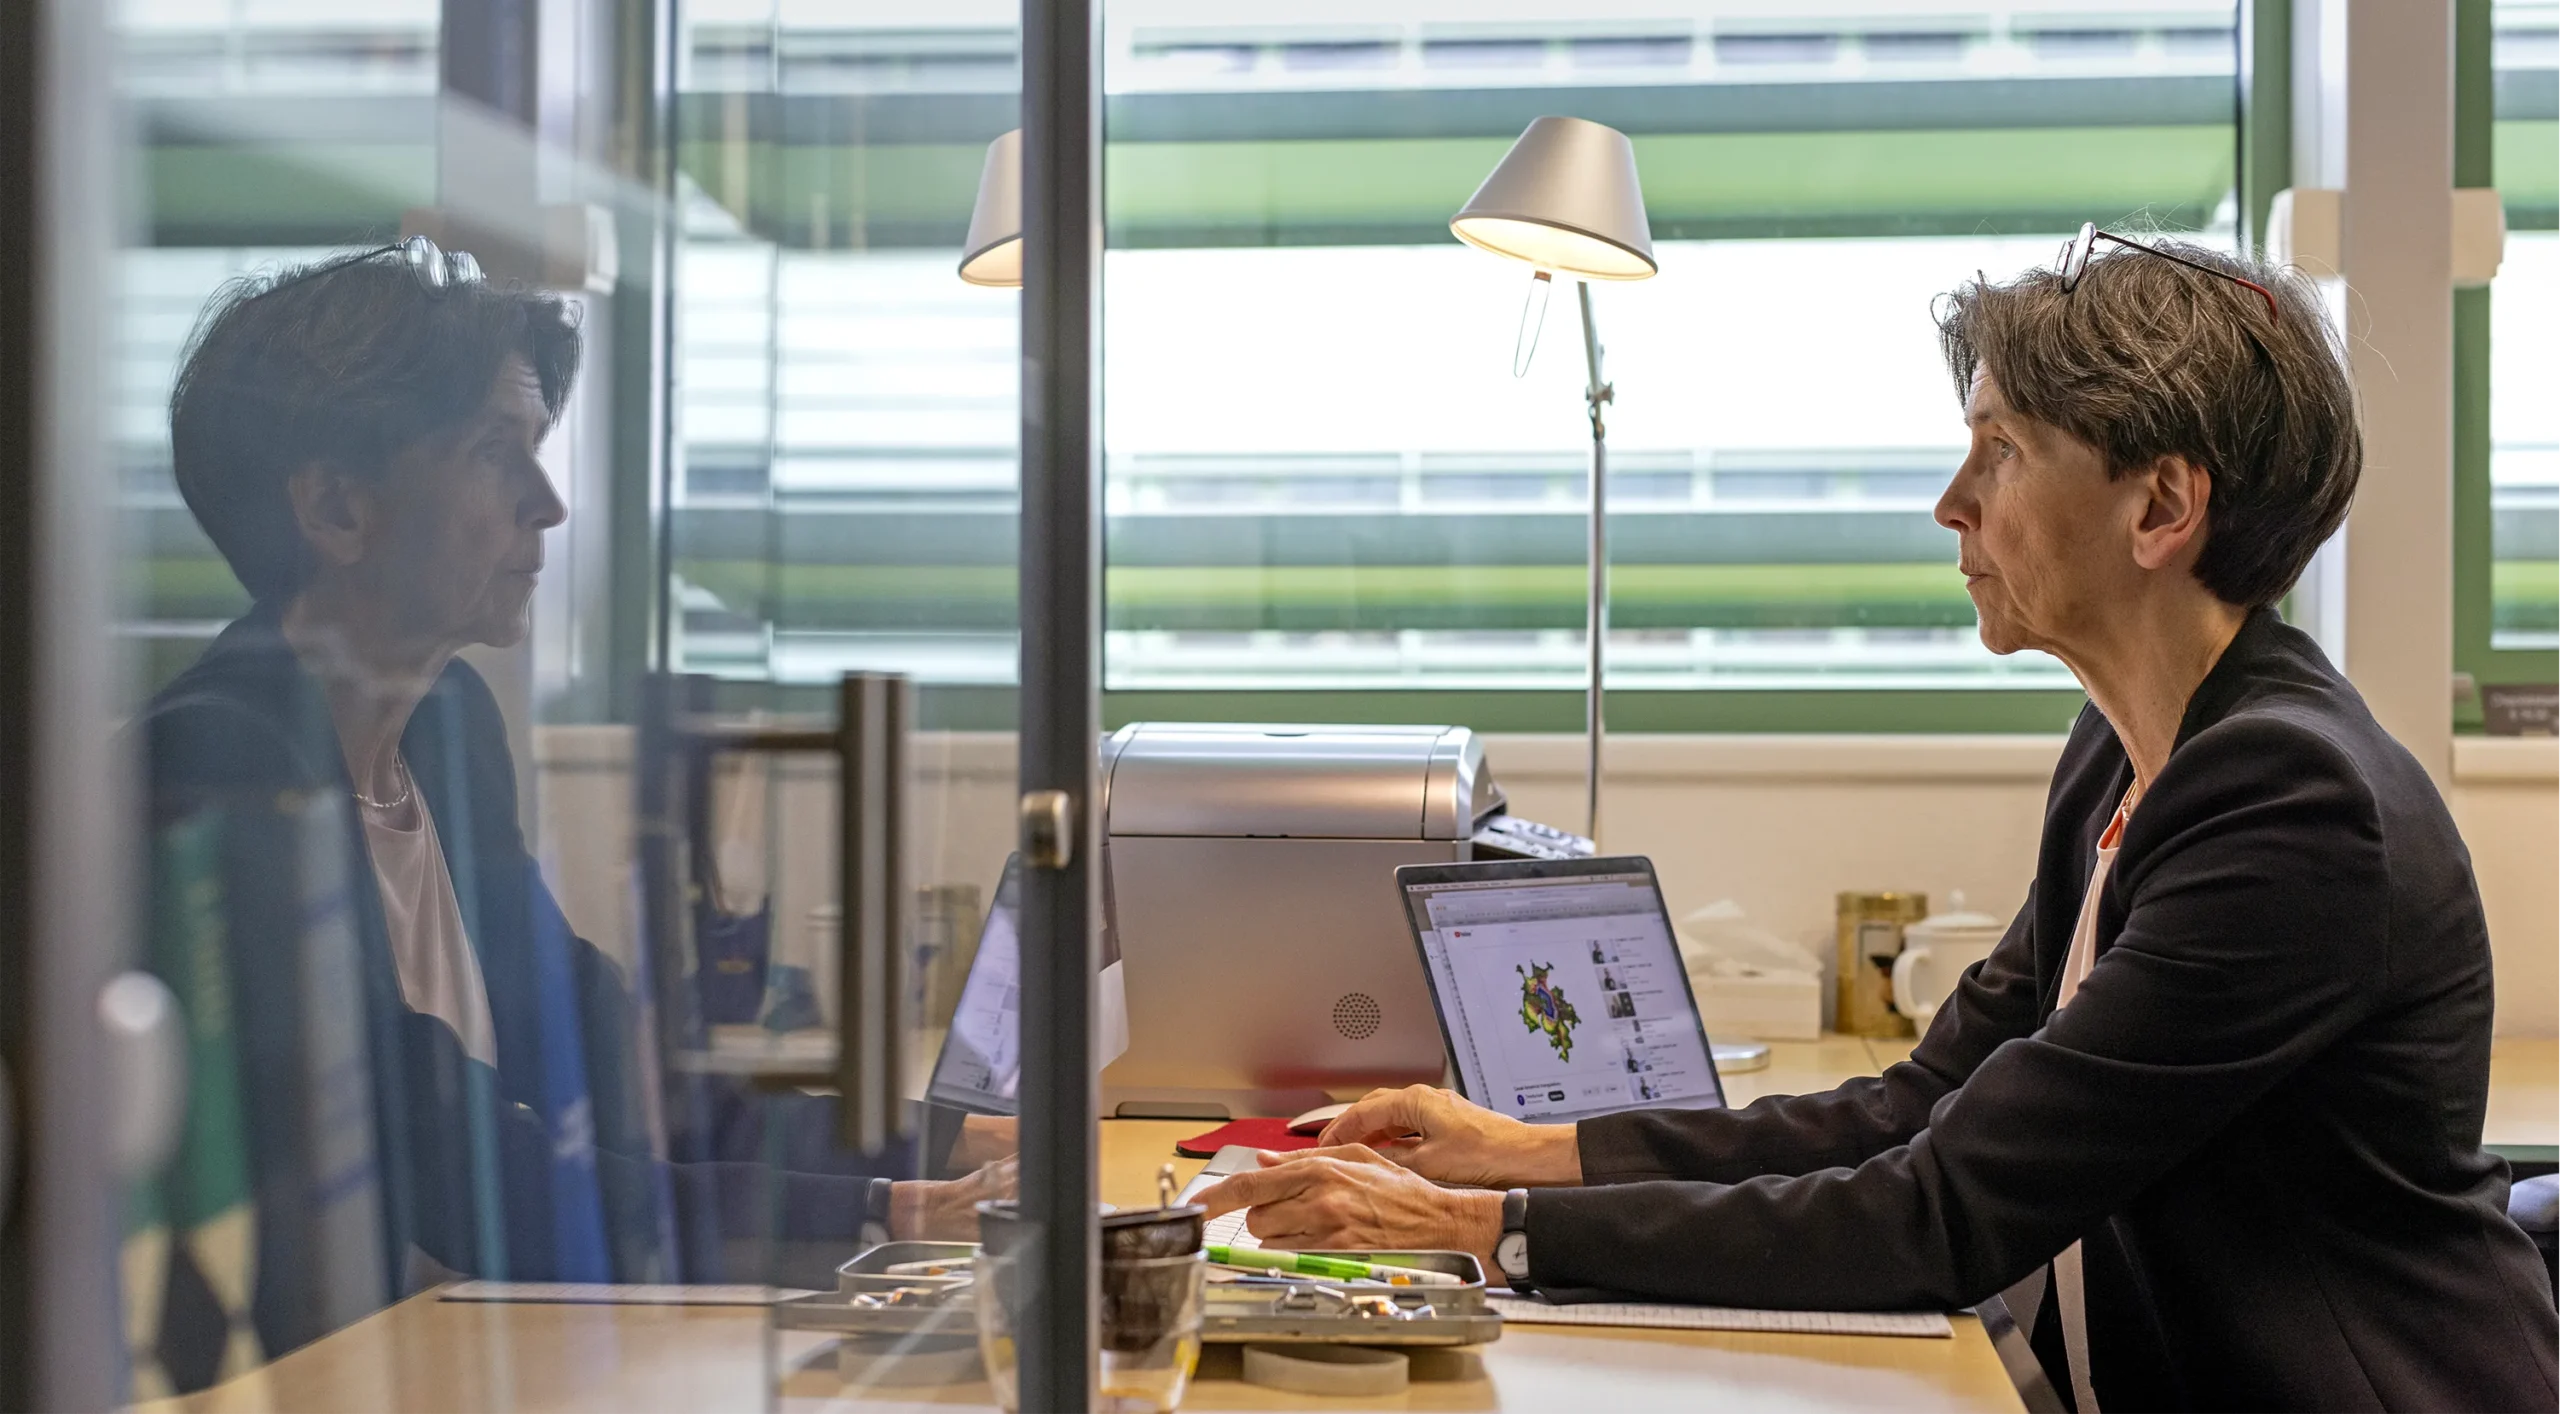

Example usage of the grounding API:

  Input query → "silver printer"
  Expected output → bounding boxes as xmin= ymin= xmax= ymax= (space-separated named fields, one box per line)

xmin=1097 ymin=723 xmax=1514 ymax=1118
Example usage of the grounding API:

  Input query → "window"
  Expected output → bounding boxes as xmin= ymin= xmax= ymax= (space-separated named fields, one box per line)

xmin=669 ymin=10 xmax=1026 ymax=700
xmin=658 ymin=3 xmax=2244 ymax=727
xmin=2489 ymin=0 xmax=2557 ymax=655
xmin=1094 ymin=2 xmax=2239 ymax=705
xmin=114 ymin=1 xmax=441 ymax=701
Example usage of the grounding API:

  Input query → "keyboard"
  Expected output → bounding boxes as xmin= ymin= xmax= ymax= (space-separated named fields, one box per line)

xmin=1178 ymin=1144 xmax=1263 ymax=1251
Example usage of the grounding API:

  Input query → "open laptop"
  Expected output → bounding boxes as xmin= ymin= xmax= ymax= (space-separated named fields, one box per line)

xmin=1396 ymin=856 xmax=1727 ymax=1124
xmin=924 ymin=856 xmax=1027 ymax=1115
xmin=1186 ymin=856 xmax=1727 ymax=1252
xmin=925 ymin=854 xmax=1130 ymax=1117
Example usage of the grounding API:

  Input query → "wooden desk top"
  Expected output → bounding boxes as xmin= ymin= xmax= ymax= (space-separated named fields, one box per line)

xmin=2487 ymin=1038 xmax=2558 ymax=1160
xmin=146 ymin=1032 xmax=2552 ymax=1411
xmin=153 ymin=1047 xmax=2018 ymax=1414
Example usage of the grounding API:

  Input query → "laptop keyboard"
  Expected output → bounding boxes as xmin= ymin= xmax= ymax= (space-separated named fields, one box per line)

xmin=1201 ymin=1207 xmax=1259 ymax=1251
xmin=1179 ymin=1144 xmax=1263 ymax=1251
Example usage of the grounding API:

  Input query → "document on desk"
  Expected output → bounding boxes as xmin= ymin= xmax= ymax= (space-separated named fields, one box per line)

xmin=1486 ymin=1296 xmax=1951 ymax=1338
xmin=441 ymin=1282 xmax=818 ymax=1306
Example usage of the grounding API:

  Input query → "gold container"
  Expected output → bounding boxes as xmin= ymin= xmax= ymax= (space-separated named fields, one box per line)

xmin=1836 ymin=892 xmax=1929 ymax=1038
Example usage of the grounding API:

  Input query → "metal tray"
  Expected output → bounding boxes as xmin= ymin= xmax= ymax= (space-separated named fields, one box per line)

xmin=771 ymin=1244 xmax=1502 ymax=1347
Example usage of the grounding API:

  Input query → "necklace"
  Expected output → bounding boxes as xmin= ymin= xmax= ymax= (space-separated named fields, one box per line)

xmin=354 ymin=753 xmax=415 ymax=813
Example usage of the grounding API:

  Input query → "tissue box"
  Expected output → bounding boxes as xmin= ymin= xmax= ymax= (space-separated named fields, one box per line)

xmin=1689 ymin=967 xmax=1822 ymax=1042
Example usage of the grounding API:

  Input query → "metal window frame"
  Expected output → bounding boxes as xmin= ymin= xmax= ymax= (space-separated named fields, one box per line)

xmin=2454 ymin=0 xmax=2557 ymax=715
xmin=1017 ymin=0 xmax=1104 ymax=1404
xmin=0 ymin=1 xmax=124 ymax=1408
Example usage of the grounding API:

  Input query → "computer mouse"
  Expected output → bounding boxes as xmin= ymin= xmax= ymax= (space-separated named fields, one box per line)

xmin=1287 ymin=1101 xmax=1352 ymax=1136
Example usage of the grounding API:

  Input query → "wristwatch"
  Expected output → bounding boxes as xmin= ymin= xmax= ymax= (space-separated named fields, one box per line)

xmin=1495 ymin=1187 xmax=1534 ymax=1293
xmin=862 ymin=1177 xmax=896 ymax=1246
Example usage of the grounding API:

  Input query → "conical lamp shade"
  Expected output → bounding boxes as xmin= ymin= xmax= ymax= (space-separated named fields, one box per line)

xmin=958 ymin=129 xmax=1022 ymax=287
xmin=1451 ymin=116 xmax=1656 ymax=280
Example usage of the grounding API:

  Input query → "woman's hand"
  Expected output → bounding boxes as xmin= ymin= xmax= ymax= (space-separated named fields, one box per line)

xmin=1316 ymin=1085 xmax=1582 ymax=1188
xmin=1194 ymin=1145 xmax=1504 ymax=1274
xmin=894 ymin=1156 xmax=1018 ymax=1241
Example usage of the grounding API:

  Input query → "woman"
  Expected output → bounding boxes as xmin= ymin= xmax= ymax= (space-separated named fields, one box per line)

xmin=1199 ymin=235 xmax=2559 ymax=1410
xmin=139 ymin=239 xmax=1008 ymax=1380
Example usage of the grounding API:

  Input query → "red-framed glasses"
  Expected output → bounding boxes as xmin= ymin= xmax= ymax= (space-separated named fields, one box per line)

xmin=2056 ymin=222 xmax=2279 ymax=321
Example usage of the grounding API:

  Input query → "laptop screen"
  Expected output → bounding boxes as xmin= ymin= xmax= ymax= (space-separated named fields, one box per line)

xmin=1402 ymin=861 xmax=1725 ymax=1125
xmin=926 ymin=856 xmax=1024 ymax=1115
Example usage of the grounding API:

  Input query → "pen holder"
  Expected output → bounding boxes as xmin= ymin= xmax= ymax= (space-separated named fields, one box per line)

xmin=976 ymin=1201 xmax=1207 ymax=1413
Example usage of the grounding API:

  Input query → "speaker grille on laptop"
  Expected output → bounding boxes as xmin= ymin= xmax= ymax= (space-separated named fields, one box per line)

xmin=1332 ymin=992 xmax=1382 ymax=1041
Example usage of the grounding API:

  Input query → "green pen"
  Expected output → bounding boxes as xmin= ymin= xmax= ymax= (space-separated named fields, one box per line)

xmin=1205 ymin=1244 xmax=1464 ymax=1287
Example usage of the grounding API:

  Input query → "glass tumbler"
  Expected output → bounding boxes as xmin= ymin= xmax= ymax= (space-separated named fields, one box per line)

xmin=1098 ymin=1251 xmax=1205 ymax=1413
xmin=974 ymin=1203 xmax=1207 ymax=1413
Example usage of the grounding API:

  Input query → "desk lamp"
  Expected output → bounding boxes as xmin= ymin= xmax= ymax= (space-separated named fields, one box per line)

xmin=1451 ymin=115 xmax=1657 ymax=840
xmin=959 ymin=128 xmax=1023 ymax=286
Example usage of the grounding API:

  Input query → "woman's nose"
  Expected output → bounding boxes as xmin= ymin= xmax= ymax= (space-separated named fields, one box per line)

xmin=526 ymin=465 xmax=568 ymax=531
xmin=1934 ymin=465 xmax=1975 ymax=533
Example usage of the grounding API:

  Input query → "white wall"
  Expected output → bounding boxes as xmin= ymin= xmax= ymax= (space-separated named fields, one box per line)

xmin=528 ymin=727 xmax=2557 ymax=1038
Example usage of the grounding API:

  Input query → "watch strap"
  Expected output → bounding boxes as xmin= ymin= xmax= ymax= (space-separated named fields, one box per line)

xmin=1499 ymin=1187 xmax=1533 ymax=1293
xmin=862 ymin=1176 xmax=895 ymax=1246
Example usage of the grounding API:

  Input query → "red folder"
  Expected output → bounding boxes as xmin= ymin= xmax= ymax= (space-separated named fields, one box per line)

xmin=1172 ymin=1117 xmax=1322 ymax=1160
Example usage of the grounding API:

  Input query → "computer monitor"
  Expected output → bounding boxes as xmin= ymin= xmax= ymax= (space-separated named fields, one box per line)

xmin=925 ymin=856 xmax=1024 ymax=1116
xmin=1396 ymin=856 xmax=1726 ymax=1125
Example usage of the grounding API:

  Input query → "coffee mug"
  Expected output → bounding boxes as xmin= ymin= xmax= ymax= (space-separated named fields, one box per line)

xmin=1890 ymin=893 xmax=2005 ymax=1026
xmin=1890 ymin=937 xmax=1998 ymax=1025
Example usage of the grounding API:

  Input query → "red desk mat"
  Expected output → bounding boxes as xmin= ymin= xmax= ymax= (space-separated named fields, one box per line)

xmin=1172 ymin=1117 xmax=1321 ymax=1160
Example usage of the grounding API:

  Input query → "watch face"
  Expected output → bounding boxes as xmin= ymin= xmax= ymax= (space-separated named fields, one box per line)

xmin=1496 ymin=1231 xmax=1530 ymax=1278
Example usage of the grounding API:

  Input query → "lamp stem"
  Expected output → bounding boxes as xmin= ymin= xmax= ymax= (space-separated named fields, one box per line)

xmin=1577 ymin=281 xmax=1611 ymax=843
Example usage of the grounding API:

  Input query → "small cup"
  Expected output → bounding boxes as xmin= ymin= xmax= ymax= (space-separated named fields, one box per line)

xmin=1099 ymin=1252 xmax=1205 ymax=1412
xmin=974 ymin=1202 xmax=1208 ymax=1412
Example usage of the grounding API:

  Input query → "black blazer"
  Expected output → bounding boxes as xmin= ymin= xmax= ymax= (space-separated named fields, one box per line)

xmin=1523 ymin=608 xmax=2558 ymax=1411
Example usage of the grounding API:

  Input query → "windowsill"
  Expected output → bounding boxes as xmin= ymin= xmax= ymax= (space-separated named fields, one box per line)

xmin=1483 ymin=732 xmax=2068 ymax=783
xmin=532 ymin=727 xmax=2557 ymax=786
xmin=2453 ymin=736 xmax=2560 ymax=783
xmin=532 ymin=726 xmax=2075 ymax=782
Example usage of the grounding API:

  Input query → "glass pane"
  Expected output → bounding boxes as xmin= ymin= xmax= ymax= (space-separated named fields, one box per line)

xmin=665 ymin=1 xmax=1033 ymax=1402
xmin=2492 ymin=0 xmax=2558 ymax=653
xmin=1100 ymin=1 xmax=2240 ymax=692
xmin=106 ymin=1 xmax=1030 ymax=1407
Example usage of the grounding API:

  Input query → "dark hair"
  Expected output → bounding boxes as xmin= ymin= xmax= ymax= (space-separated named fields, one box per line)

xmin=1935 ymin=238 xmax=2361 ymax=608
xmin=168 ymin=250 xmax=583 ymax=603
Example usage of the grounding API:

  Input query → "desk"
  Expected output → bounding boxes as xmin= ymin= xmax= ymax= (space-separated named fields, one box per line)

xmin=153 ymin=1069 xmax=2020 ymax=1414
xmin=2487 ymin=1038 xmax=2558 ymax=1166
xmin=149 ymin=1034 xmax=2550 ymax=1412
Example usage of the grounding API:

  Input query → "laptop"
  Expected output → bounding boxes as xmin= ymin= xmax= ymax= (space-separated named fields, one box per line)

xmin=1184 ymin=856 xmax=1726 ymax=1252
xmin=924 ymin=856 xmax=1027 ymax=1115
xmin=1395 ymin=856 xmax=1727 ymax=1124
xmin=925 ymin=854 xmax=1129 ymax=1117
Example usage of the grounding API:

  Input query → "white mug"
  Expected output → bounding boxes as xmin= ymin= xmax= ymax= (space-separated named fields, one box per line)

xmin=1891 ymin=892 xmax=2006 ymax=1025
xmin=1891 ymin=937 xmax=1999 ymax=1025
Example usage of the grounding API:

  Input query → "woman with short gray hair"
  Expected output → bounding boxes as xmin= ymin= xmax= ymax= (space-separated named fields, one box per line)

xmin=1197 ymin=232 xmax=2559 ymax=1411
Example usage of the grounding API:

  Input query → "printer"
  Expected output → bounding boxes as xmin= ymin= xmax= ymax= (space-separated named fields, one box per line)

xmin=1097 ymin=723 xmax=1583 ymax=1118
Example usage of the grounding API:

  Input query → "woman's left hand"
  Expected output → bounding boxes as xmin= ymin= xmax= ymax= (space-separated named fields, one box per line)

xmin=1193 ymin=1145 xmax=1504 ymax=1270
xmin=896 ymin=1156 xmax=1019 ymax=1241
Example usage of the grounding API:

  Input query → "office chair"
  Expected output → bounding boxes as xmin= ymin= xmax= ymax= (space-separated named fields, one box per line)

xmin=2512 ymin=1172 xmax=2558 ymax=1295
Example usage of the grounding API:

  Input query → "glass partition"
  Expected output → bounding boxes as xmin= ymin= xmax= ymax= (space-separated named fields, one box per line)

xmin=84 ymin=0 xmax=1079 ymax=1406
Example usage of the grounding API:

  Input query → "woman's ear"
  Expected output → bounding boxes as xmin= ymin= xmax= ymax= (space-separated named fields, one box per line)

xmin=2130 ymin=454 xmax=2212 ymax=573
xmin=286 ymin=461 xmax=372 ymax=571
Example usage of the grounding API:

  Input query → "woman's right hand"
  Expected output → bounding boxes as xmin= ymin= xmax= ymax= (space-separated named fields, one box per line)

xmin=1315 ymin=1085 xmax=1583 ymax=1189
